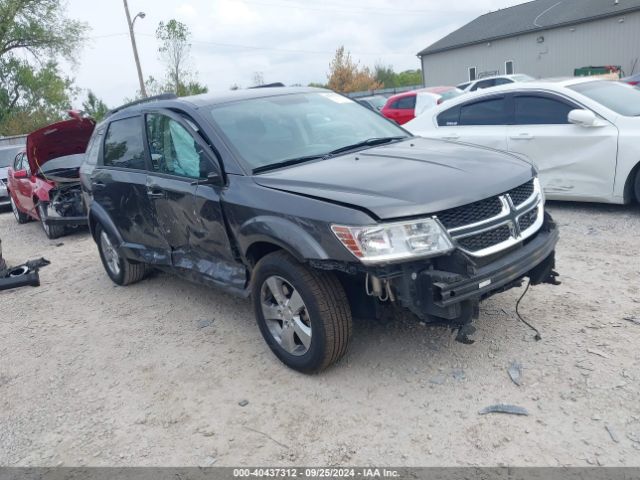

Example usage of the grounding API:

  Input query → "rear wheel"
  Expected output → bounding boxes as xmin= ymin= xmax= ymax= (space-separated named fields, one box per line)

xmin=10 ymin=195 xmax=29 ymax=224
xmin=251 ymin=251 xmax=352 ymax=373
xmin=96 ymin=224 xmax=147 ymax=286
xmin=37 ymin=203 xmax=65 ymax=239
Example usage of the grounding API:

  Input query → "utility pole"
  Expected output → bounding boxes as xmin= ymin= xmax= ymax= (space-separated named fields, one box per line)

xmin=123 ymin=0 xmax=147 ymax=98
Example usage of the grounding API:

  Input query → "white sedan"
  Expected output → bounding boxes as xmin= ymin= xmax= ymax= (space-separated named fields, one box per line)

xmin=406 ymin=78 xmax=640 ymax=204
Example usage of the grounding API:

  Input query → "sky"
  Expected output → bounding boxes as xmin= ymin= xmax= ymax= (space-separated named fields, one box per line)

xmin=63 ymin=0 xmax=527 ymax=107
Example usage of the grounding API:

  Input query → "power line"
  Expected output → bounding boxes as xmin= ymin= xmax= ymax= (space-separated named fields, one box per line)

xmin=235 ymin=0 xmax=464 ymax=15
xmin=89 ymin=32 xmax=416 ymax=57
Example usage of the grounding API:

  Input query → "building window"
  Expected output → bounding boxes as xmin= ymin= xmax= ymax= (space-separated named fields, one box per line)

xmin=505 ymin=61 xmax=514 ymax=75
xmin=469 ymin=67 xmax=477 ymax=81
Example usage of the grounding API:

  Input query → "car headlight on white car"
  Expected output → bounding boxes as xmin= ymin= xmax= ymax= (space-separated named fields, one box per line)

xmin=332 ymin=218 xmax=454 ymax=264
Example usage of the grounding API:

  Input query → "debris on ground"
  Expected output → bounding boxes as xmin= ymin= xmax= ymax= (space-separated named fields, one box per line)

xmin=203 ymin=456 xmax=217 ymax=466
xmin=623 ymin=316 xmax=640 ymax=326
xmin=238 ymin=400 xmax=249 ymax=407
xmin=479 ymin=404 xmax=529 ymax=416
xmin=605 ymin=425 xmax=620 ymax=443
xmin=0 ymin=258 xmax=50 ymax=291
xmin=587 ymin=348 xmax=610 ymax=359
xmin=507 ymin=361 xmax=523 ymax=386
xmin=451 ymin=368 xmax=466 ymax=381
xmin=197 ymin=319 xmax=214 ymax=329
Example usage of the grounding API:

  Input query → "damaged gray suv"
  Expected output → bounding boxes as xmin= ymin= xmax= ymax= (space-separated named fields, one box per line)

xmin=81 ymin=88 xmax=559 ymax=373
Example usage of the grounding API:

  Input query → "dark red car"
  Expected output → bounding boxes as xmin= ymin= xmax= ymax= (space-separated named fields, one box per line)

xmin=381 ymin=87 xmax=462 ymax=125
xmin=8 ymin=113 xmax=94 ymax=239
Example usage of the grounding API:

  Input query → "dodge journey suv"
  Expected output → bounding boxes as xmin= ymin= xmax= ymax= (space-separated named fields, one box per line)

xmin=81 ymin=88 xmax=559 ymax=373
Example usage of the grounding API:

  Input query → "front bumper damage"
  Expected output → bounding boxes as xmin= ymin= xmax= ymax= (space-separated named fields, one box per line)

xmin=365 ymin=213 xmax=559 ymax=325
xmin=41 ymin=182 xmax=87 ymax=227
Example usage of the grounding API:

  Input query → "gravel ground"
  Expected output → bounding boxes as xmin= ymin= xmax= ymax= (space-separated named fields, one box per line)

xmin=0 ymin=201 xmax=639 ymax=467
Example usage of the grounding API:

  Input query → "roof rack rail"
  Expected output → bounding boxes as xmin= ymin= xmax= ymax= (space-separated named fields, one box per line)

xmin=248 ymin=82 xmax=285 ymax=89
xmin=106 ymin=93 xmax=178 ymax=117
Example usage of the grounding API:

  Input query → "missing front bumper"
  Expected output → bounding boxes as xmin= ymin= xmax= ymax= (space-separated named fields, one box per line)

xmin=394 ymin=214 xmax=559 ymax=322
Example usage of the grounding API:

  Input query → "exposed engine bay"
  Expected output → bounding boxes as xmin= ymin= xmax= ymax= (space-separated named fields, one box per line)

xmin=48 ymin=182 xmax=84 ymax=220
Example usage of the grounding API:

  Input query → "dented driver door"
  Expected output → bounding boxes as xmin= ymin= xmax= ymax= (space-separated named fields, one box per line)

xmin=143 ymin=109 xmax=240 ymax=285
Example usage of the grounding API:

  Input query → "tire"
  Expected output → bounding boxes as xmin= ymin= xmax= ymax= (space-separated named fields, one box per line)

xmin=634 ymin=169 xmax=640 ymax=204
xmin=95 ymin=223 xmax=147 ymax=286
xmin=251 ymin=250 xmax=352 ymax=373
xmin=37 ymin=203 xmax=65 ymax=239
xmin=10 ymin=195 xmax=30 ymax=224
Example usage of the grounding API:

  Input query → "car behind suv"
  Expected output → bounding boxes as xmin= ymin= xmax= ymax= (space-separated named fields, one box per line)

xmin=81 ymin=88 xmax=559 ymax=373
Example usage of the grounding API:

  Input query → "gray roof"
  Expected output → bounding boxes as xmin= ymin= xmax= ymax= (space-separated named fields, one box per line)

xmin=419 ymin=0 xmax=640 ymax=56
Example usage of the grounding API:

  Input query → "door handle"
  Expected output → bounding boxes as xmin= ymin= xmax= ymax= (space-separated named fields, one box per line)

xmin=509 ymin=133 xmax=534 ymax=140
xmin=441 ymin=134 xmax=460 ymax=140
xmin=146 ymin=187 xmax=166 ymax=199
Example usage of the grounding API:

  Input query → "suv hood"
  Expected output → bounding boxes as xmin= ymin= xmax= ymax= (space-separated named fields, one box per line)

xmin=254 ymin=138 xmax=535 ymax=220
xmin=26 ymin=116 xmax=94 ymax=174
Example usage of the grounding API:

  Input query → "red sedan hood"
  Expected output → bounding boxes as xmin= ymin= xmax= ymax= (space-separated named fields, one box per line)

xmin=26 ymin=117 xmax=95 ymax=173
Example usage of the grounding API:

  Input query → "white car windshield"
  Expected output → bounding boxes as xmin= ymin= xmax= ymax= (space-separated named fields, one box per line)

xmin=569 ymin=81 xmax=640 ymax=116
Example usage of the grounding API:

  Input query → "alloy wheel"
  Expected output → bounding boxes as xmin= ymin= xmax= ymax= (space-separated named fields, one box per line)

xmin=100 ymin=230 xmax=121 ymax=276
xmin=260 ymin=275 xmax=312 ymax=356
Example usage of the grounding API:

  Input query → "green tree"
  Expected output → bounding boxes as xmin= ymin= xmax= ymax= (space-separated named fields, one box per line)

xmin=0 ymin=0 xmax=87 ymax=134
xmin=374 ymin=64 xmax=398 ymax=88
xmin=396 ymin=69 xmax=423 ymax=87
xmin=155 ymin=19 xmax=208 ymax=97
xmin=82 ymin=90 xmax=109 ymax=122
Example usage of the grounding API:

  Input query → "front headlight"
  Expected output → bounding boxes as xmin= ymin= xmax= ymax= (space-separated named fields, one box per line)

xmin=331 ymin=218 xmax=454 ymax=264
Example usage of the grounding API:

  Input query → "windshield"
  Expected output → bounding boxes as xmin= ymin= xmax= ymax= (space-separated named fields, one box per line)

xmin=208 ymin=91 xmax=408 ymax=171
xmin=364 ymin=96 xmax=387 ymax=110
xmin=0 ymin=146 xmax=23 ymax=168
xmin=569 ymin=81 xmax=640 ymax=116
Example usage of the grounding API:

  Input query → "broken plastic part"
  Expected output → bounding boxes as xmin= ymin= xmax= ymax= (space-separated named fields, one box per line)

xmin=0 ymin=258 xmax=50 ymax=291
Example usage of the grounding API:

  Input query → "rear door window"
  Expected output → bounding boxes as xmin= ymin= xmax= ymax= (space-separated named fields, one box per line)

xmin=103 ymin=117 xmax=146 ymax=170
xmin=459 ymin=97 xmax=508 ymax=125
xmin=437 ymin=106 xmax=461 ymax=126
xmin=514 ymin=95 xmax=577 ymax=125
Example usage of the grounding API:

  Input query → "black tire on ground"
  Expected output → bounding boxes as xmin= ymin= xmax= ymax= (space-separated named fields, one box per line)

xmin=95 ymin=223 xmax=147 ymax=286
xmin=251 ymin=250 xmax=353 ymax=373
xmin=10 ymin=195 xmax=30 ymax=224
xmin=635 ymin=169 xmax=640 ymax=204
xmin=37 ymin=203 xmax=65 ymax=239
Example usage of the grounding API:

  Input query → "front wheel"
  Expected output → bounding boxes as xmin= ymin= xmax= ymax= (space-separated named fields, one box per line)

xmin=10 ymin=195 xmax=30 ymax=224
xmin=95 ymin=224 xmax=147 ymax=286
xmin=37 ymin=203 xmax=65 ymax=239
xmin=251 ymin=251 xmax=352 ymax=373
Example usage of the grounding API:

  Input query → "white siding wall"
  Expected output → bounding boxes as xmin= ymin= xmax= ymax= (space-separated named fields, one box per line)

xmin=421 ymin=12 xmax=640 ymax=85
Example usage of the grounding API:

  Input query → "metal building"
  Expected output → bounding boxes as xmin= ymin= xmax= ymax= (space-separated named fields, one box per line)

xmin=417 ymin=0 xmax=640 ymax=86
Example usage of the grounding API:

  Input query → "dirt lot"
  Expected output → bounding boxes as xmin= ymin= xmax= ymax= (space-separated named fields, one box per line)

xmin=1 ymin=202 xmax=639 ymax=467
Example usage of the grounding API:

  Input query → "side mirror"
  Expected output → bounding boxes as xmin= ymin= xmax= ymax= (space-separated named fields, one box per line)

xmin=568 ymin=109 xmax=598 ymax=127
xmin=13 ymin=169 xmax=28 ymax=179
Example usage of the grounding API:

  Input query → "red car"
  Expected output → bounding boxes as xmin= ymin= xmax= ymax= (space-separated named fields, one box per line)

xmin=8 ymin=113 xmax=94 ymax=239
xmin=621 ymin=73 xmax=640 ymax=86
xmin=381 ymin=87 xmax=463 ymax=125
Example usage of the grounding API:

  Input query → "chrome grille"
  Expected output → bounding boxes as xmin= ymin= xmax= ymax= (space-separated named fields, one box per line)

xmin=518 ymin=207 xmax=538 ymax=232
xmin=436 ymin=197 xmax=502 ymax=230
xmin=507 ymin=179 xmax=534 ymax=207
xmin=435 ymin=178 xmax=544 ymax=257
xmin=457 ymin=225 xmax=511 ymax=252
